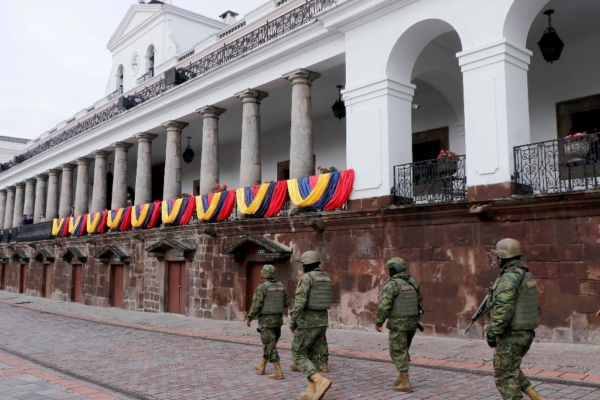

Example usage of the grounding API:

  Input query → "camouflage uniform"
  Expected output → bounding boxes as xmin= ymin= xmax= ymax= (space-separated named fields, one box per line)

xmin=487 ymin=259 xmax=540 ymax=400
xmin=247 ymin=279 xmax=290 ymax=363
xmin=290 ymin=268 xmax=330 ymax=379
xmin=375 ymin=270 xmax=422 ymax=373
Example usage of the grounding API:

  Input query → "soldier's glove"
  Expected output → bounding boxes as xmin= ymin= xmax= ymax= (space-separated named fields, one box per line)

xmin=486 ymin=335 xmax=497 ymax=348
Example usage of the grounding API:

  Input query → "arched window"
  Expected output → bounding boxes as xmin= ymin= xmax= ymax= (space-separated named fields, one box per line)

xmin=147 ymin=45 xmax=155 ymax=77
xmin=117 ymin=64 xmax=124 ymax=93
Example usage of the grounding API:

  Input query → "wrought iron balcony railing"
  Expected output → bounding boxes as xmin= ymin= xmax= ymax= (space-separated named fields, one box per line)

xmin=513 ymin=134 xmax=600 ymax=195
xmin=16 ymin=221 xmax=53 ymax=243
xmin=392 ymin=156 xmax=467 ymax=205
xmin=136 ymin=70 xmax=154 ymax=84
xmin=106 ymin=87 xmax=122 ymax=100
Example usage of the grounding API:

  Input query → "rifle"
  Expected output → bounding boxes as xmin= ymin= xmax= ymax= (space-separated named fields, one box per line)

xmin=465 ymin=294 xmax=494 ymax=333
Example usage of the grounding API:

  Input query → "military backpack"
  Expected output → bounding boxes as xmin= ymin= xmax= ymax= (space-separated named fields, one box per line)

xmin=260 ymin=281 xmax=286 ymax=315
xmin=306 ymin=270 xmax=332 ymax=311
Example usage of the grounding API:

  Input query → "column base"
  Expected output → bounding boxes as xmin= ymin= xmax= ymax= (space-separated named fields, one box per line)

xmin=467 ymin=182 xmax=515 ymax=201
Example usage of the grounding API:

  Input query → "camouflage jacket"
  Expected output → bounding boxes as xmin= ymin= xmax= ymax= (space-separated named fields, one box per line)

xmin=375 ymin=271 xmax=423 ymax=332
xmin=487 ymin=260 xmax=529 ymax=339
xmin=290 ymin=268 xmax=329 ymax=329
xmin=247 ymin=280 xmax=291 ymax=328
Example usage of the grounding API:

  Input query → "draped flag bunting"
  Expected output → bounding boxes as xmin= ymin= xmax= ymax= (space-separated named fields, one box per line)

xmin=132 ymin=201 xmax=162 ymax=229
xmin=52 ymin=218 xmax=70 ymax=237
xmin=87 ymin=211 xmax=108 ymax=234
xmin=236 ymin=181 xmax=287 ymax=218
xmin=68 ymin=215 xmax=87 ymax=237
xmin=162 ymin=197 xmax=195 ymax=225
xmin=287 ymin=169 xmax=354 ymax=210
xmin=107 ymin=207 xmax=132 ymax=231
xmin=196 ymin=190 xmax=236 ymax=222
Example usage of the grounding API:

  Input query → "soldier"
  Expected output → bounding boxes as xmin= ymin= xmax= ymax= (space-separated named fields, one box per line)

xmin=290 ymin=251 xmax=332 ymax=400
xmin=375 ymin=257 xmax=423 ymax=392
xmin=290 ymin=341 xmax=329 ymax=373
xmin=246 ymin=264 xmax=290 ymax=380
xmin=486 ymin=239 xmax=546 ymax=400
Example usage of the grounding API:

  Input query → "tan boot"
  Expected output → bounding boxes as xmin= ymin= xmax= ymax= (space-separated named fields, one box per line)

xmin=268 ymin=362 xmax=284 ymax=380
xmin=393 ymin=373 xmax=402 ymax=386
xmin=290 ymin=363 xmax=299 ymax=371
xmin=300 ymin=381 xmax=315 ymax=400
xmin=393 ymin=372 xmax=412 ymax=392
xmin=524 ymin=386 xmax=548 ymax=400
xmin=310 ymin=373 xmax=332 ymax=400
xmin=254 ymin=358 xmax=267 ymax=375
xmin=319 ymin=364 xmax=329 ymax=373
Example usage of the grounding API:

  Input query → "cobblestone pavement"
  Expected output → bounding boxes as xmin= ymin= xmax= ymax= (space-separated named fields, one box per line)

xmin=1 ymin=301 xmax=600 ymax=399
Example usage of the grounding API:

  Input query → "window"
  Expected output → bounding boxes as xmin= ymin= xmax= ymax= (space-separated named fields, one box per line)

xmin=147 ymin=45 xmax=155 ymax=77
xmin=116 ymin=65 xmax=124 ymax=92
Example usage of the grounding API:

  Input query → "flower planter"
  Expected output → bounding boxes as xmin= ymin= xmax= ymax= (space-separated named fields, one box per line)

xmin=437 ymin=161 xmax=458 ymax=175
xmin=564 ymin=140 xmax=590 ymax=161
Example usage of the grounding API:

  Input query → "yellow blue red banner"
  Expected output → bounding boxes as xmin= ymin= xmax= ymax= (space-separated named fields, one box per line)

xmin=196 ymin=190 xmax=236 ymax=222
xmin=107 ymin=207 xmax=131 ymax=231
xmin=236 ymin=181 xmax=287 ymax=217
xmin=287 ymin=169 xmax=354 ymax=210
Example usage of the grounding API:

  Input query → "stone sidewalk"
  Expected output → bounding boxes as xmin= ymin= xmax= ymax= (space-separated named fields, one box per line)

xmin=1 ymin=291 xmax=599 ymax=387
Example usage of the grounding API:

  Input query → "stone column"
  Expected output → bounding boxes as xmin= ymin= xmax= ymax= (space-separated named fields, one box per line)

xmin=23 ymin=178 xmax=36 ymax=217
xmin=58 ymin=163 xmax=75 ymax=218
xmin=282 ymin=69 xmax=321 ymax=179
xmin=134 ymin=133 xmax=158 ymax=205
xmin=13 ymin=182 xmax=25 ymax=227
xmin=90 ymin=151 xmax=109 ymax=213
xmin=161 ymin=121 xmax=189 ymax=201
xmin=3 ymin=186 xmax=15 ymax=229
xmin=74 ymin=158 xmax=91 ymax=216
xmin=235 ymin=89 xmax=268 ymax=188
xmin=0 ymin=189 xmax=6 ymax=229
xmin=33 ymin=174 xmax=48 ymax=222
xmin=197 ymin=106 xmax=226 ymax=195
xmin=45 ymin=169 xmax=60 ymax=220
xmin=111 ymin=142 xmax=132 ymax=209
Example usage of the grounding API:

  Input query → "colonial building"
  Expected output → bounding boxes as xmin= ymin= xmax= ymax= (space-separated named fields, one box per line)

xmin=0 ymin=0 xmax=598 ymax=343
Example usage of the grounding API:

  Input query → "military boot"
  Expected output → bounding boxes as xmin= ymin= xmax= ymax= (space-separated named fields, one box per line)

xmin=300 ymin=381 xmax=315 ymax=400
xmin=290 ymin=363 xmax=299 ymax=371
xmin=319 ymin=364 xmax=329 ymax=373
xmin=254 ymin=358 xmax=267 ymax=375
xmin=524 ymin=386 xmax=548 ymax=400
xmin=393 ymin=372 xmax=412 ymax=392
xmin=268 ymin=362 xmax=284 ymax=380
xmin=392 ymin=373 xmax=402 ymax=387
xmin=310 ymin=373 xmax=332 ymax=400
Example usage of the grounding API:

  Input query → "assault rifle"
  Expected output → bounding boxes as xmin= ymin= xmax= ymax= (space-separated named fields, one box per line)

xmin=465 ymin=294 xmax=494 ymax=334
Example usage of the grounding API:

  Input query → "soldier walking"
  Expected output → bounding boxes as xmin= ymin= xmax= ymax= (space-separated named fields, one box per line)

xmin=246 ymin=264 xmax=290 ymax=379
xmin=375 ymin=257 xmax=423 ymax=392
xmin=290 ymin=251 xmax=332 ymax=400
xmin=486 ymin=239 xmax=546 ymax=400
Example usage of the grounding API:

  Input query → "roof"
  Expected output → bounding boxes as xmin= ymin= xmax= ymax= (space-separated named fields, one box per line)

xmin=0 ymin=135 xmax=29 ymax=144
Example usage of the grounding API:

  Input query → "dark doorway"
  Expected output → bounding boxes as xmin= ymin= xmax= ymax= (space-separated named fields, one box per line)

xmin=246 ymin=263 xmax=264 ymax=313
xmin=0 ymin=263 xmax=6 ymax=290
xmin=110 ymin=265 xmax=124 ymax=308
xmin=152 ymin=163 xmax=165 ymax=201
xmin=412 ymin=127 xmax=449 ymax=162
xmin=19 ymin=264 xmax=26 ymax=294
xmin=43 ymin=265 xmax=51 ymax=298
xmin=167 ymin=262 xmax=186 ymax=314
xmin=571 ymin=108 xmax=600 ymax=134
xmin=72 ymin=265 xmax=83 ymax=303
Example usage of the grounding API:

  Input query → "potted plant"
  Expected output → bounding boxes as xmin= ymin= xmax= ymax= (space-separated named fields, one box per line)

xmin=436 ymin=150 xmax=459 ymax=175
xmin=317 ymin=165 xmax=338 ymax=174
xmin=564 ymin=132 xmax=594 ymax=161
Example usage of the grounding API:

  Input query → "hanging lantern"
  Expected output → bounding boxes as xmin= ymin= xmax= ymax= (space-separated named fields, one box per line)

xmin=538 ymin=10 xmax=564 ymax=64
xmin=331 ymin=85 xmax=345 ymax=120
xmin=182 ymin=136 xmax=195 ymax=164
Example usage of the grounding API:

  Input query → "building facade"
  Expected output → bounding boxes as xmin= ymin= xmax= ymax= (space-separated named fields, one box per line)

xmin=0 ymin=0 xmax=599 ymax=343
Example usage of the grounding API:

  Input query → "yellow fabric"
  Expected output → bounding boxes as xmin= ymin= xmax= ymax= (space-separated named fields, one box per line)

xmin=107 ymin=208 xmax=124 ymax=229
xmin=51 ymin=219 xmax=64 ymax=236
xmin=87 ymin=213 xmax=101 ymax=234
xmin=236 ymin=183 xmax=270 ymax=214
xmin=161 ymin=198 xmax=183 ymax=224
xmin=287 ymin=173 xmax=330 ymax=207
xmin=68 ymin=216 xmax=77 ymax=234
xmin=196 ymin=192 xmax=221 ymax=220
xmin=131 ymin=204 xmax=149 ymax=228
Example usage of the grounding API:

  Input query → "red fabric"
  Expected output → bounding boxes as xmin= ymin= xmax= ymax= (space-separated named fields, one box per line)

xmin=97 ymin=211 xmax=108 ymax=233
xmin=309 ymin=175 xmax=319 ymax=190
xmin=147 ymin=201 xmax=162 ymax=228
xmin=177 ymin=198 xmax=196 ymax=225
xmin=324 ymin=169 xmax=354 ymax=211
xmin=264 ymin=181 xmax=288 ymax=217
xmin=252 ymin=185 xmax=260 ymax=197
xmin=206 ymin=193 xmax=214 ymax=205
xmin=60 ymin=218 xmax=70 ymax=237
xmin=216 ymin=191 xmax=236 ymax=221
xmin=119 ymin=207 xmax=132 ymax=231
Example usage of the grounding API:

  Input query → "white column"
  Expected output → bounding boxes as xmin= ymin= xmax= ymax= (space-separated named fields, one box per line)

xmin=33 ymin=174 xmax=48 ymax=223
xmin=23 ymin=178 xmax=35 ymax=217
xmin=197 ymin=106 xmax=226 ymax=195
xmin=235 ymin=89 xmax=268 ymax=188
xmin=111 ymin=142 xmax=132 ymax=209
xmin=91 ymin=151 xmax=110 ymax=213
xmin=161 ymin=121 xmax=189 ymax=201
xmin=3 ymin=186 xmax=15 ymax=229
xmin=458 ymin=40 xmax=532 ymax=200
xmin=13 ymin=182 xmax=25 ymax=227
xmin=343 ymin=78 xmax=415 ymax=199
xmin=74 ymin=158 xmax=91 ymax=216
xmin=58 ymin=164 xmax=75 ymax=218
xmin=0 ymin=189 xmax=6 ymax=229
xmin=135 ymin=133 xmax=158 ymax=205
xmin=45 ymin=169 xmax=60 ymax=220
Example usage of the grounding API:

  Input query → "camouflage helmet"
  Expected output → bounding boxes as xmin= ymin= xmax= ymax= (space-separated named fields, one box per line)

xmin=495 ymin=238 xmax=522 ymax=259
xmin=300 ymin=251 xmax=321 ymax=265
xmin=386 ymin=257 xmax=407 ymax=274
xmin=261 ymin=264 xmax=276 ymax=279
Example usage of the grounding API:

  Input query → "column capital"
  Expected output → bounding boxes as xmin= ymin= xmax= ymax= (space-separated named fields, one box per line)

xmin=91 ymin=150 xmax=111 ymax=158
xmin=457 ymin=39 xmax=532 ymax=73
xmin=25 ymin=178 xmax=36 ymax=184
xmin=112 ymin=142 xmax=133 ymax=150
xmin=161 ymin=120 xmax=189 ymax=131
xmin=282 ymin=68 xmax=321 ymax=86
xmin=75 ymin=157 xmax=92 ymax=166
xmin=134 ymin=132 xmax=159 ymax=143
xmin=6 ymin=185 xmax=15 ymax=192
xmin=35 ymin=173 xmax=48 ymax=181
xmin=59 ymin=163 xmax=76 ymax=171
xmin=46 ymin=169 xmax=61 ymax=177
xmin=235 ymin=88 xmax=269 ymax=104
xmin=15 ymin=181 xmax=25 ymax=188
xmin=0 ymin=188 xmax=6 ymax=194
xmin=196 ymin=106 xmax=227 ymax=119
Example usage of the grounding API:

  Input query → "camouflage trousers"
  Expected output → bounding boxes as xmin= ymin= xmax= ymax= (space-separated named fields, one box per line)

xmin=292 ymin=326 xmax=328 ymax=379
xmin=389 ymin=329 xmax=416 ymax=373
xmin=260 ymin=327 xmax=282 ymax=363
xmin=320 ymin=333 xmax=329 ymax=366
xmin=493 ymin=330 xmax=534 ymax=400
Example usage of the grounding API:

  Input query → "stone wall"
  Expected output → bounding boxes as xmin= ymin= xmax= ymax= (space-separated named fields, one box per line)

xmin=1 ymin=191 xmax=599 ymax=343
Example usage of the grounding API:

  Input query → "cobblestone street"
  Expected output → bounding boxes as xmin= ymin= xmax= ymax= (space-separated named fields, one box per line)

xmin=0 ymin=300 xmax=599 ymax=399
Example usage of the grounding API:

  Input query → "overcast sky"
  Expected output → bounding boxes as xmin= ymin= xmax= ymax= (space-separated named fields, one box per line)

xmin=0 ymin=0 xmax=266 ymax=140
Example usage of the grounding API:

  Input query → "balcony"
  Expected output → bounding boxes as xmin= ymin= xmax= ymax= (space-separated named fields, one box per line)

xmin=513 ymin=133 xmax=600 ymax=195
xmin=392 ymin=156 xmax=467 ymax=205
xmin=136 ymin=70 xmax=154 ymax=85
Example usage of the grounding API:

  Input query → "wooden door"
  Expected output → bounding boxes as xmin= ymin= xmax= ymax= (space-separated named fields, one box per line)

xmin=72 ymin=265 xmax=82 ymax=303
xmin=44 ymin=265 xmax=51 ymax=298
xmin=111 ymin=265 xmax=124 ymax=308
xmin=0 ymin=263 xmax=6 ymax=290
xmin=246 ymin=263 xmax=264 ymax=312
xmin=167 ymin=262 xmax=186 ymax=314
xmin=19 ymin=264 xmax=26 ymax=293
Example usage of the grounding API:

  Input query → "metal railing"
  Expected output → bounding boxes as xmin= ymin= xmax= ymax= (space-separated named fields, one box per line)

xmin=392 ymin=156 xmax=467 ymax=205
xmin=16 ymin=221 xmax=53 ymax=243
xmin=136 ymin=70 xmax=154 ymax=84
xmin=513 ymin=134 xmax=600 ymax=195
xmin=107 ymin=87 xmax=122 ymax=100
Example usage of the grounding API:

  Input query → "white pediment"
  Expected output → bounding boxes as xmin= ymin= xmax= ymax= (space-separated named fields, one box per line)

xmin=107 ymin=5 xmax=162 ymax=51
